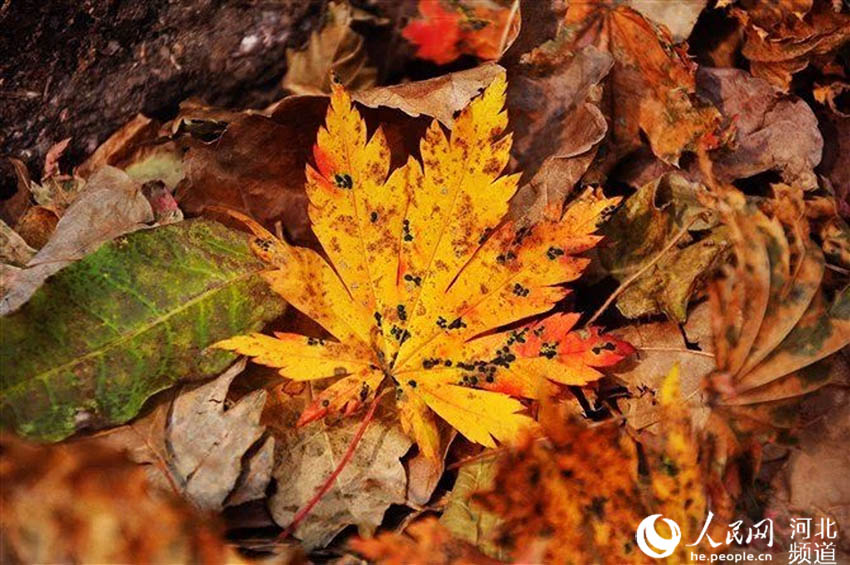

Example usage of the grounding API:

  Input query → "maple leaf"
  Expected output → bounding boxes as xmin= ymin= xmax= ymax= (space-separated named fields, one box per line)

xmin=402 ymin=0 xmax=519 ymax=65
xmin=216 ymin=76 xmax=631 ymax=460
xmin=526 ymin=0 xmax=721 ymax=165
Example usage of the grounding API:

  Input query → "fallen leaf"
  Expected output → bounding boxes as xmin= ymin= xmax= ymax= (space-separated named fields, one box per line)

xmin=600 ymin=173 xmax=730 ymax=321
xmin=732 ymin=0 xmax=850 ymax=91
xmin=42 ymin=137 xmax=71 ymax=180
xmin=167 ymin=360 xmax=270 ymax=509
xmin=697 ymin=67 xmax=824 ymax=189
xmin=177 ymin=99 xmax=327 ymax=245
xmin=353 ymin=63 xmax=505 ymax=128
xmin=403 ymin=0 xmax=520 ymax=65
xmin=506 ymin=45 xmax=613 ymax=222
xmin=283 ymin=1 xmax=378 ymax=96
xmin=0 ymin=219 xmax=36 ymax=266
xmin=628 ymin=0 xmax=707 ymax=42
xmin=92 ymin=361 xmax=274 ymax=510
xmin=405 ymin=423 xmax=455 ymax=506
xmin=526 ymin=0 xmax=721 ymax=164
xmin=1 ymin=166 xmax=153 ymax=313
xmin=265 ymin=393 xmax=411 ymax=549
xmin=217 ymin=78 xmax=629 ymax=460
xmin=351 ymin=517 xmax=502 ymax=564
xmin=475 ymin=366 xmax=712 ymax=563
xmin=0 ymin=219 xmax=286 ymax=440
xmin=0 ymin=434 xmax=248 ymax=564
xmin=612 ymin=307 xmax=716 ymax=431
xmin=441 ymin=460 xmax=506 ymax=560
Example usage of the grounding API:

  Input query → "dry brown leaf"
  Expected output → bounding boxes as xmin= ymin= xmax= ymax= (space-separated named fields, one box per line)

xmin=629 ymin=0 xmax=707 ymax=42
xmin=0 ymin=434 xmax=248 ymax=564
xmin=283 ymin=1 xmax=378 ymax=96
xmin=92 ymin=360 xmax=272 ymax=511
xmin=353 ymin=63 xmax=505 ymax=128
xmin=75 ymin=114 xmax=160 ymax=178
xmin=0 ymin=219 xmax=36 ymax=266
xmin=697 ymin=67 xmax=824 ymax=189
xmin=177 ymin=98 xmax=327 ymax=245
xmin=732 ymin=0 xmax=850 ymax=90
xmin=0 ymin=166 xmax=153 ymax=314
xmin=506 ymin=45 xmax=613 ymax=222
xmin=527 ymin=0 xmax=721 ymax=165
xmin=264 ymin=392 xmax=412 ymax=549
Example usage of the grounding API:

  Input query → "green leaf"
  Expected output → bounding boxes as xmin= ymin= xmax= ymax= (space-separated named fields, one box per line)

xmin=1 ymin=219 xmax=286 ymax=441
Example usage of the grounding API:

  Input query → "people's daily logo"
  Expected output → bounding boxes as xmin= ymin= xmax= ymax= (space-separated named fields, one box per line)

xmin=636 ymin=514 xmax=682 ymax=558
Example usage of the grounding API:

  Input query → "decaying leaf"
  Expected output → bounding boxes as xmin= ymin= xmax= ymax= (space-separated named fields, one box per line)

xmin=600 ymin=173 xmax=731 ymax=321
xmin=264 ymin=392 xmax=411 ymax=548
xmin=697 ymin=67 xmax=824 ymax=190
xmin=0 ymin=219 xmax=286 ymax=440
xmin=351 ymin=517 xmax=502 ymax=565
xmin=177 ymin=100 xmax=327 ymax=245
xmin=91 ymin=361 xmax=273 ymax=510
xmin=440 ymin=460 xmax=506 ymax=560
xmin=217 ymin=77 xmax=632 ymax=462
xmin=403 ymin=0 xmax=520 ymax=65
xmin=0 ymin=219 xmax=36 ymax=266
xmin=731 ymin=0 xmax=850 ymax=91
xmin=506 ymin=45 xmax=613 ymax=222
xmin=0 ymin=434 xmax=248 ymax=564
xmin=1 ymin=166 xmax=154 ymax=314
xmin=283 ymin=1 xmax=378 ymax=96
xmin=629 ymin=0 xmax=707 ymax=42
xmin=353 ymin=63 xmax=505 ymax=128
xmin=527 ymin=0 xmax=721 ymax=164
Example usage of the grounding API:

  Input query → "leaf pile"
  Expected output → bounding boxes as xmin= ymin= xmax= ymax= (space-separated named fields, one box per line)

xmin=2 ymin=0 xmax=849 ymax=562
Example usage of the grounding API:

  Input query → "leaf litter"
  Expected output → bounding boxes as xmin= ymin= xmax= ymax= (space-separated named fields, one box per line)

xmin=1 ymin=0 xmax=849 ymax=562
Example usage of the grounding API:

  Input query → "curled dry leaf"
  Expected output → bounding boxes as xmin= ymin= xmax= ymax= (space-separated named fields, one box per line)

xmin=264 ymin=391 xmax=411 ymax=548
xmin=506 ymin=45 xmax=613 ymax=222
xmin=1 ymin=166 xmax=153 ymax=314
xmin=216 ymin=78 xmax=632 ymax=461
xmin=402 ymin=0 xmax=520 ymax=65
xmin=283 ymin=1 xmax=378 ymax=96
xmin=90 ymin=361 xmax=273 ymax=511
xmin=697 ymin=67 xmax=824 ymax=190
xmin=600 ymin=173 xmax=731 ymax=322
xmin=353 ymin=63 xmax=505 ymax=128
xmin=0 ymin=434 xmax=248 ymax=565
xmin=731 ymin=0 xmax=850 ymax=91
xmin=526 ymin=0 xmax=721 ymax=165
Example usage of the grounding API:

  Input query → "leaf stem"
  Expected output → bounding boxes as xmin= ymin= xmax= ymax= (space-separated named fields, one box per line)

xmin=278 ymin=390 xmax=388 ymax=541
xmin=585 ymin=214 xmax=703 ymax=327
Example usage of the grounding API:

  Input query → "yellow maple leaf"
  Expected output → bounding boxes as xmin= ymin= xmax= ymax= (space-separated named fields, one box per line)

xmin=216 ymin=76 xmax=630 ymax=460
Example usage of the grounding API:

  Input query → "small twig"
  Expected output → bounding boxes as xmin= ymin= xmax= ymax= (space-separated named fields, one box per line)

xmin=497 ymin=0 xmax=520 ymax=56
xmin=639 ymin=346 xmax=715 ymax=358
xmin=585 ymin=215 xmax=703 ymax=327
xmin=278 ymin=390 xmax=388 ymax=541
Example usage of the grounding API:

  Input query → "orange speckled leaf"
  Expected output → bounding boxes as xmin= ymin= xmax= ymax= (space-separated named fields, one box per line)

xmin=216 ymin=77 xmax=629 ymax=460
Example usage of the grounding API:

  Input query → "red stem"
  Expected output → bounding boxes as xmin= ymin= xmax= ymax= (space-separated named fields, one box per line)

xmin=278 ymin=391 xmax=387 ymax=540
